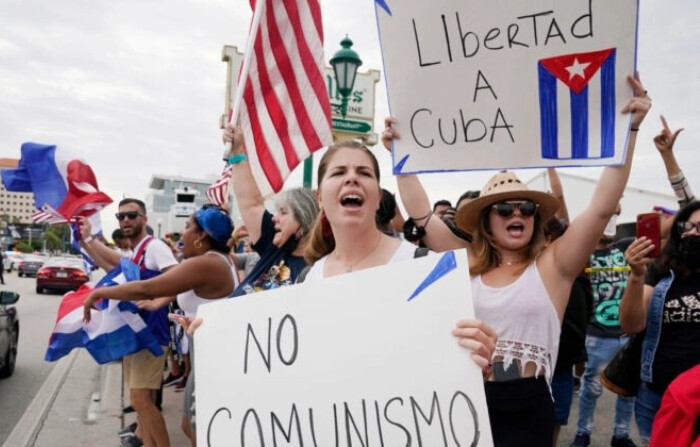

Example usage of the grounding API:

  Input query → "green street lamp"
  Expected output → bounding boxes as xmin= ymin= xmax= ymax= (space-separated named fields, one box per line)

xmin=330 ymin=35 xmax=363 ymax=118
xmin=303 ymin=35 xmax=363 ymax=189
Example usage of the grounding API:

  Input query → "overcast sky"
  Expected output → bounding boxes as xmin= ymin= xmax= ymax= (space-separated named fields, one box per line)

xmin=1 ymin=0 xmax=698 ymax=237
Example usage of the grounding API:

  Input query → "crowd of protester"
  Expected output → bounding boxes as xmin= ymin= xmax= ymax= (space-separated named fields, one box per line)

xmin=77 ymin=73 xmax=700 ymax=447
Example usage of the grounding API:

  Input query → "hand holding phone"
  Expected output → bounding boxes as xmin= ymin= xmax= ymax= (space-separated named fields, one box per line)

xmin=636 ymin=213 xmax=661 ymax=257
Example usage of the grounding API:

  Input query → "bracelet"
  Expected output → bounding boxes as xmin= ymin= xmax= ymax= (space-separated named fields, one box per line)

xmin=228 ymin=154 xmax=248 ymax=165
xmin=83 ymin=235 xmax=94 ymax=244
xmin=630 ymin=127 xmax=639 ymax=132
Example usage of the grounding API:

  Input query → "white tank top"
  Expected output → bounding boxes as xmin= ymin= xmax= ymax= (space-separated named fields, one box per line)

xmin=176 ymin=252 xmax=238 ymax=317
xmin=471 ymin=261 xmax=560 ymax=383
xmin=304 ymin=240 xmax=418 ymax=280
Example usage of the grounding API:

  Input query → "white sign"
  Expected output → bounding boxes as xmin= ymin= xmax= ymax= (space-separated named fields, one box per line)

xmin=195 ymin=250 xmax=493 ymax=446
xmin=324 ymin=67 xmax=381 ymax=122
xmin=376 ymin=0 xmax=638 ymax=174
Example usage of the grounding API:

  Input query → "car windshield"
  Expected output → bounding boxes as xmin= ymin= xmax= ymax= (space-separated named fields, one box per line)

xmin=23 ymin=255 xmax=43 ymax=262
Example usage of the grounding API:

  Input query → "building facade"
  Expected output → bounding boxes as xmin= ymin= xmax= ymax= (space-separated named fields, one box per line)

xmin=0 ymin=158 xmax=36 ymax=224
xmin=145 ymin=174 xmax=218 ymax=236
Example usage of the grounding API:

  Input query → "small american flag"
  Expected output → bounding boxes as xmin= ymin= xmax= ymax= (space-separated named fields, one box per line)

xmin=231 ymin=0 xmax=333 ymax=197
xmin=206 ymin=165 xmax=232 ymax=207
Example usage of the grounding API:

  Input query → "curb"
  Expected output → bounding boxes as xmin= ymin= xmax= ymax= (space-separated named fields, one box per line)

xmin=1 ymin=351 xmax=78 ymax=447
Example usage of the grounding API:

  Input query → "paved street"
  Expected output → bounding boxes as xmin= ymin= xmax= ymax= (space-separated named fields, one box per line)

xmin=0 ymin=270 xmax=60 ymax=441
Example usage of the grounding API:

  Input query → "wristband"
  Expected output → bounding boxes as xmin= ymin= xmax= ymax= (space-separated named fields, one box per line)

xmin=228 ymin=154 xmax=248 ymax=165
xmin=83 ymin=235 xmax=94 ymax=244
xmin=630 ymin=127 xmax=639 ymax=132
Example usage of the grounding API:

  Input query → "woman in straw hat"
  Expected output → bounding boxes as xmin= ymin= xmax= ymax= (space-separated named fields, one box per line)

xmin=382 ymin=73 xmax=651 ymax=445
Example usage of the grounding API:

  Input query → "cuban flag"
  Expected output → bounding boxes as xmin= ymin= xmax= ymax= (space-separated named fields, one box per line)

xmin=1 ymin=142 xmax=112 ymax=222
xmin=45 ymin=259 xmax=164 ymax=364
xmin=538 ymin=48 xmax=616 ymax=160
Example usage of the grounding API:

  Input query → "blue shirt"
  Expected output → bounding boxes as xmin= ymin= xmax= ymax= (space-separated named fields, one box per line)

xmin=232 ymin=210 xmax=308 ymax=297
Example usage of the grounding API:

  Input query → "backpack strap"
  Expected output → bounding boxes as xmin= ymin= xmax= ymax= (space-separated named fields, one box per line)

xmin=414 ymin=247 xmax=430 ymax=258
xmin=295 ymin=265 xmax=312 ymax=284
xmin=131 ymin=236 xmax=154 ymax=269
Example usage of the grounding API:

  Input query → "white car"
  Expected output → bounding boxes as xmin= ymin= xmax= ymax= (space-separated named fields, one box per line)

xmin=3 ymin=253 xmax=23 ymax=273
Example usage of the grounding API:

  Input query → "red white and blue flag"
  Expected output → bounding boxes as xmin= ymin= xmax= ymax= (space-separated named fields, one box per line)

xmin=1 ymin=142 xmax=112 ymax=223
xmin=45 ymin=259 xmax=163 ymax=364
xmin=232 ymin=0 xmax=333 ymax=197
xmin=206 ymin=165 xmax=232 ymax=207
xmin=538 ymin=48 xmax=617 ymax=160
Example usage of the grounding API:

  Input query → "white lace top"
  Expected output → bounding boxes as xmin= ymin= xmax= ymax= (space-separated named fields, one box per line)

xmin=471 ymin=261 xmax=560 ymax=383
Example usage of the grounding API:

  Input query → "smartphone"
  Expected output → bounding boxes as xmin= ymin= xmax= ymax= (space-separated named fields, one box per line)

xmin=636 ymin=213 xmax=661 ymax=257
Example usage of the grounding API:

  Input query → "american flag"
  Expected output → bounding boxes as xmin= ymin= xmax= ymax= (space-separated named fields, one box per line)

xmin=231 ymin=0 xmax=333 ymax=197
xmin=206 ymin=165 xmax=232 ymax=207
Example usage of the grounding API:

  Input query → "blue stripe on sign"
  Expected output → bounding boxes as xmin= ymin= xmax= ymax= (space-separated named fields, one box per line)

xmin=570 ymin=85 xmax=589 ymax=159
xmin=407 ymin=251 xmax=456 ymax=302
xmin=374 ymin=0 xmax=392 ymax=15
xmin=538 ymin=63 xmax=558 ymax=159
xmin=600 ymin=50 xmax=616 ymax=158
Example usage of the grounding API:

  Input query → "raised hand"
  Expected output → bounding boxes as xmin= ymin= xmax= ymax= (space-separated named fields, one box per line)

xmin=621 ymin=72 xmax=652 ymax=129
xmin=624 ymin=236 xmax=655 ymax=276
xmin=381 ymin=116 xmax=400 ymax=152
xmin=653 ymin=115 xmax=684 ymax=155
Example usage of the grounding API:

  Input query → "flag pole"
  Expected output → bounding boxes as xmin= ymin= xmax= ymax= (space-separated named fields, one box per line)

xmin=222 ymin=0 xmax=267 ymax=157
xmin=223 ymin=0 xmax=267 ymax=223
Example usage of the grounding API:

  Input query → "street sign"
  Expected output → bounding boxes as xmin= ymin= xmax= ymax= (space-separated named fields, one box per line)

xmin=332 ymin=118 xmax=372 ymax=134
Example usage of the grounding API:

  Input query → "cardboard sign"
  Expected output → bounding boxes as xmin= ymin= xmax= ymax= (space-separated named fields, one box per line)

xmin=195 ymin=250 xmax=493 ymax=446
xmin=375 ymin=0 xmax=639 ymax=174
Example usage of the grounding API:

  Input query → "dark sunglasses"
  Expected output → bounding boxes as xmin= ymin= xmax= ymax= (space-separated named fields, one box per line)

xmin=492 ymin=200 xmax=538 ymax=218
xmin=115 ymin=211 xmax=142 ymax=221
xmin=678 ymin=220 xmax=700 ymax=233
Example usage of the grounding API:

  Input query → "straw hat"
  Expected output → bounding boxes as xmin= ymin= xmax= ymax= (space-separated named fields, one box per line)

xmin=456 ymin=171 xmax=560 ymax=234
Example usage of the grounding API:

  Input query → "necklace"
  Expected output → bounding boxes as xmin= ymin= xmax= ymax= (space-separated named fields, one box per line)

xmin=336 ymin=234 xmax=383 ymax=273
xmin=499 ymin=259 xmax=524 ymax=267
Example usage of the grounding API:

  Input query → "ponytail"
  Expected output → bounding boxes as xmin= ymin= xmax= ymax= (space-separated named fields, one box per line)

xmin=304 ymin=211 xmax=335 ymax=264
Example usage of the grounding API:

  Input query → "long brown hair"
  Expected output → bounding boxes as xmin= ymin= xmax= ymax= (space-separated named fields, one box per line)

xmin=304 ymin=140 xmax=380 ymax=264
xmin=469 ymin=207 xmax=547 ymax=276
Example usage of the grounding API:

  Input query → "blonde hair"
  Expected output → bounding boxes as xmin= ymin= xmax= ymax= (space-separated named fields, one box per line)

xmin=304 ymin=141 xmax=380 ymax=264
xmin=469 ymin=207 xmax=547 ymax=276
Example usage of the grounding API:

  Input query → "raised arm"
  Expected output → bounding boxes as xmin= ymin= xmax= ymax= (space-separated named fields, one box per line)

xmin=618 ymin=237 xmax=655 ymax=334
xmin=223 ymin=125 xmax=267 ymax=244
xmin=83 ymin=255 xmax=233 ymax=322
xmin=382 ymin=117 xmax=468 ymax=253
xmin=653 ymin=115 xmax=695 ymax=207
xmin=77 ymin=217 xmax=121 ymax=271
xmin=548 ymin=74 xmax=651 ymax=282
xmin=547 ymin=168 xmax=570 ymax=224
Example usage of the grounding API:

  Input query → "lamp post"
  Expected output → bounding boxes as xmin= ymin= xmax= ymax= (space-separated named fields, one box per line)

xmin=330 ymin=36 xmax=363 ymax=119
xmin=302 ymin=36 xmax=363 ymax=189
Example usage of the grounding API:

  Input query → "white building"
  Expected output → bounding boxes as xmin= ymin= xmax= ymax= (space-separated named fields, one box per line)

xmin=145 ymin=174 xmax=219 ymax=236
xmin=526 ymin=170 xmax=679 ymax=226
xmin=0 ymin=158 xmax=36 ymax=224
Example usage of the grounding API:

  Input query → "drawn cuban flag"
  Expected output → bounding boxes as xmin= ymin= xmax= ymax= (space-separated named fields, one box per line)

xmin=538 ymin=48 xmax=617 ymax=160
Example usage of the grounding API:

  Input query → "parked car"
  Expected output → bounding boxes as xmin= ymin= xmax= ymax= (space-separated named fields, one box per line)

xmin=0 ymin=291 xmax=20 ymax=378
xmin=3 ymin=252 xmax=24 ymax=273
xmin=17 ymin=255 xmax=45 ymax=277
xmin=36 ymin=258 xmax=90 ymax=294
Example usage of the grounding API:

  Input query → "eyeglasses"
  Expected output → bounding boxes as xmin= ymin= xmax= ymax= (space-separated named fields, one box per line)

xmin=678 ymin=220 xmax=700 ymax=234
xmin=115 ymin=211 xmax=142 ymax=221
xmin=492 ymin=200 xmax=538 ymax=218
